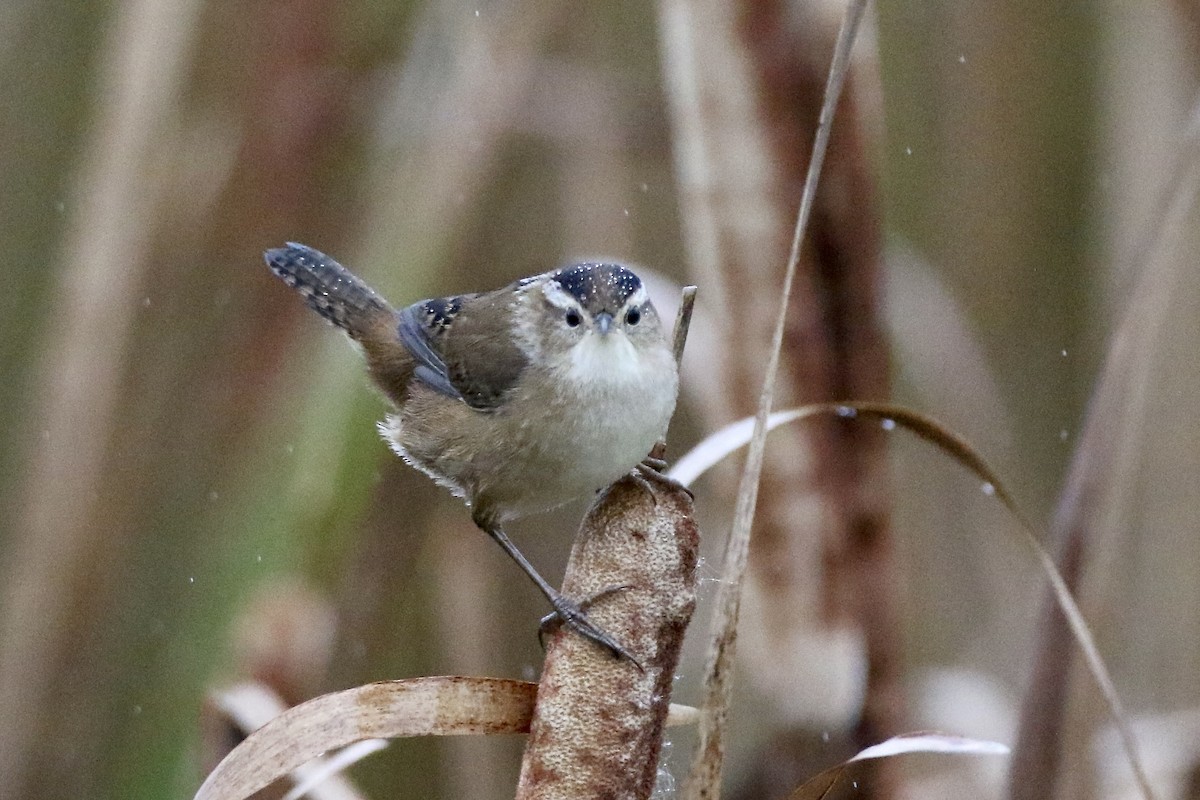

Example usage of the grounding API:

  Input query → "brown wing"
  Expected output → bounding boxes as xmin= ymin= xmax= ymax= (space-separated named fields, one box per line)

xmin=397 ymin=289 xmax=528 ymax=410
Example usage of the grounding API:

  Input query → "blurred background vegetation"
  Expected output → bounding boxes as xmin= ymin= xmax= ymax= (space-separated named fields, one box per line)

xmin=1 ymin=1 xmax=1197 ymax=799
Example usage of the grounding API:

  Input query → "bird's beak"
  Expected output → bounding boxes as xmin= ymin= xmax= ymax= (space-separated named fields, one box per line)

xmin=595 ymin=311 xmax=613 ymax=336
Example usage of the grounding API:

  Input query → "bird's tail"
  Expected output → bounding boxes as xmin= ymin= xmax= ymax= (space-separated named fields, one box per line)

xmin=265 ymin=243 xmax=395 ymax=340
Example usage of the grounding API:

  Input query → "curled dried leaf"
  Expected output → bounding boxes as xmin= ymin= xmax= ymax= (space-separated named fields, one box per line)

xmin=197 ymin=676 xmax=703 ymax=800
xmin=195 ymin=676 xmax=538 ymax=800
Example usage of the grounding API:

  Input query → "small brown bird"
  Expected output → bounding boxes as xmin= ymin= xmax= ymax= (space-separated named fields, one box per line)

xmin=265 ymin=243 xmax=679 ymax=661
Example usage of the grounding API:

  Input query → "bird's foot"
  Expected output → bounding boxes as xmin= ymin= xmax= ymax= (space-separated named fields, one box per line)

xmin=539 ymin=586 xmax=643 ymax=671
xmin=631 ymin=456 xmax=694 ymax=500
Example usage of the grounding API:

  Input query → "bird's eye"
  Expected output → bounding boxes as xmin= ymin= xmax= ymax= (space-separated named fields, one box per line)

xmin=625 ymin=308 xmax=641 ymax=326
xmin=565 ymin=309 xmax=582 ymax=327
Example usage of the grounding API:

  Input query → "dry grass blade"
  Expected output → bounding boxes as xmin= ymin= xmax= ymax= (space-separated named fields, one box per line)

xmin=786 ymin=732 xmax=1009 ymax=800
xmin=680 ymin=2 xmax=868 ymax=797
xmin=675 ymin=399 xmax=1156 ymax=799
xmin=195 ymin=677 xmax=539 ymax=800
xmin=206 ymin=682 xmax=377 ymax=800
xmin=667 ymin=408 xmax=808 ymax=487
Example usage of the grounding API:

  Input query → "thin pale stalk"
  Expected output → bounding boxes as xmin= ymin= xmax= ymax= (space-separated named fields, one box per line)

xmin=679 ymin=3 xmax=869 ymax=797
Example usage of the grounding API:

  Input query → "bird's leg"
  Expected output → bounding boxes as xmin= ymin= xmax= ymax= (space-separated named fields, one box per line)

xmin=474 ymin=514 xmax=641 ymax=668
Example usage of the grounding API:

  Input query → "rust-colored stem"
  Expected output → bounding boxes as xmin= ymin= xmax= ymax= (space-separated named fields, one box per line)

xmin=515 ymin=475 xmax=699 ymax=800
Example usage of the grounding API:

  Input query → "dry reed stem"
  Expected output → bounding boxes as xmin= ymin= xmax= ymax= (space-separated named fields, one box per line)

xmin=677 ymin=2 xmax=868 ymax=798
xmin=736 ymin=6 xmax=899 ymax=788
xmin=515 ymin=475 xmax=700 ymax=800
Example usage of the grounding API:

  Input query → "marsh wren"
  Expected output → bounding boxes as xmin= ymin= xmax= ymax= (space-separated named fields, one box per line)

xmin=265 ymin=243 xmax=679 ymax=662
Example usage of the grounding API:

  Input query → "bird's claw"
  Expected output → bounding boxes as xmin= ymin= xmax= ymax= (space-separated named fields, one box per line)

xmin=539 ymin=587 xmax=643 ymax=671
xmin=633 ymin=457 xmax=694 ymax=500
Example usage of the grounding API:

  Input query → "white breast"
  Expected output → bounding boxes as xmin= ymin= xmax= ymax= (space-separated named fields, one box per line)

xmin=492 ymin=333 xmax=678 ymax=517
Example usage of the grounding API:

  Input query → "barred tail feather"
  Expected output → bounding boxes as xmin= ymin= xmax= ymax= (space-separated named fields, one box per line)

xmin=265 ymin=243 xmax=393 ymax=339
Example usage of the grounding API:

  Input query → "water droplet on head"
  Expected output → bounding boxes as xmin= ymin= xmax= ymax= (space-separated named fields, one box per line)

xmin=981 ymin=482 xmax=995 ymax=496
xmin=880 ymin=418 xmax=896 ymax=431
xmin=836 ymin=405 xmax=857 ymax=418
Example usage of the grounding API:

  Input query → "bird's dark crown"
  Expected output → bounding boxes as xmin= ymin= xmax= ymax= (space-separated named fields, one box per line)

xmin=550 ymin=263 xmax=642 ymax=312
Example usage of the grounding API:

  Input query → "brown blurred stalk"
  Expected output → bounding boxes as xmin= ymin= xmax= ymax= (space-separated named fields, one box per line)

xmin=0 ymin=0 xmax=368 ymax=795
xmin=0 ymin=0 xmax=206 ymax=793
xmin=657 ymin=1 xmax=896 ymax=796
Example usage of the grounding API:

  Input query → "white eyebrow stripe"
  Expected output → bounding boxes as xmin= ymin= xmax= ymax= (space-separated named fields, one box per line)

xmin=624 ymin=286 xmax=649 ymax=308
xmin=542 ymin=280 xmax=580 ymax=310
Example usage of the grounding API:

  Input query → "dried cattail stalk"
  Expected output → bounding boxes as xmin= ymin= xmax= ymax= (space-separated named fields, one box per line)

xmin=515 ymin=473 xmax=699 ymax=800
